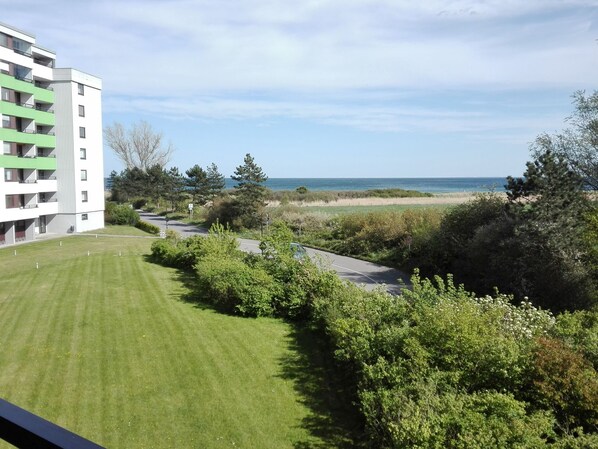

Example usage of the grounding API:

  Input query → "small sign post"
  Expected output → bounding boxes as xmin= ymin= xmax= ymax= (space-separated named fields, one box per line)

xmin=188 ymin=203 xmax=194 ymax=219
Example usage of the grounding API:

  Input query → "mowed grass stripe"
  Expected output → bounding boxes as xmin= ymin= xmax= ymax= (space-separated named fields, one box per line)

xmin=0 ymin=236 xmax=333 ymax=448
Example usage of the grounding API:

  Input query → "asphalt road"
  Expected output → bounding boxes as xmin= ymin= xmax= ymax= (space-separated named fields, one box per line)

xmin=140 ymin=212 xmax=407 ymax=294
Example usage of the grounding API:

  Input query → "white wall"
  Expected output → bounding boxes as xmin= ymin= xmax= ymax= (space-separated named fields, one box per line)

xmin=52 ymin=69 xmax=104 ymax=232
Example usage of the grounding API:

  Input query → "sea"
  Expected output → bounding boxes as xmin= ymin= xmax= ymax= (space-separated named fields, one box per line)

xmin=105 ymin=177 xmax=508 ymax=194
xmin=223 ymin=177 xmax=508 ymax=194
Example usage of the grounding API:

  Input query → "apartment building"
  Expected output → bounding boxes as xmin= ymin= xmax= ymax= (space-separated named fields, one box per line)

xmin=0 ymin=22 xmax=104 ymax=245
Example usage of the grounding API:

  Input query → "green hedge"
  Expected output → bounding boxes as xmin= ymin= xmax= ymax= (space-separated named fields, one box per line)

xmin=135 ymin=220 xmax=160 ymax=235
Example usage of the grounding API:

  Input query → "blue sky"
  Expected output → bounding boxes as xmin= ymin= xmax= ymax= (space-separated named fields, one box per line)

xmin=3 ymin=0 xmax=597 ymax=177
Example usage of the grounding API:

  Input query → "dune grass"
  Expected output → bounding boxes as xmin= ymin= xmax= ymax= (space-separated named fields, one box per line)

xmin=0 ymin=236 xmax=355 ymax=448
xmin=301 ymin=203 xmax=453 ymax=215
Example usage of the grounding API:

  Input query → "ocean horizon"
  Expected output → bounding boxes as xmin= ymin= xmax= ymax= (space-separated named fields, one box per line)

xmin=105 ymin=177 xmax=509 ymax=194
xmin=224 ymin=177 xmax=508 ymax=193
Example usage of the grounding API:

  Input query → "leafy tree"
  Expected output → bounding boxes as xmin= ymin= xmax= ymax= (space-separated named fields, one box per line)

xmin=185 ymin=164 xmax=209 ymax=205
xmin=104 ymin=121 xmax=174 ymax=171
xmin=531 ymin=91 xmax=598 ymax=190
xmin=231 ymin=153 xmax=269 ymax=228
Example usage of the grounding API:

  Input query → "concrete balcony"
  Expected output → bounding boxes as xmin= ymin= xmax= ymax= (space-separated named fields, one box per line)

xmin=37 ymin=178 xmax=57 ymax=191
xmin=3 ymin=180 xmax=42 ymax=195
xmin=38 ymin=200 xmax=59 ymax=215
xmin=0 ymin=73 xmax=54 ymax=103
xmin=0 ymin=154 xmax=57 ymax=170
xmin=2 ymin=205 xmax=41 ymax=222
xmin=0 ymin=100 xmax=54 ymax=125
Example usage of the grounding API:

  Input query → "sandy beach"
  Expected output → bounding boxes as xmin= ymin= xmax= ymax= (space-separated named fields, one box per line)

xmin=267 ymin=192 xmax=498 ymax=207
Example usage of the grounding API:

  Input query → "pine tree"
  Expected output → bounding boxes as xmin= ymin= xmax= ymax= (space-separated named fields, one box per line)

xmin=231 ymin=153 xmax=268 ymax=227
xmin=206 ymin=163 xmax=225 ymax=202
xmin=186 ymin=164 xmax=209 ymax=205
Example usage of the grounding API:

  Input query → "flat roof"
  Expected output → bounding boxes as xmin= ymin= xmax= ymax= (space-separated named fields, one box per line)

xmin=0 ymin=21 xmax=56 ymax=55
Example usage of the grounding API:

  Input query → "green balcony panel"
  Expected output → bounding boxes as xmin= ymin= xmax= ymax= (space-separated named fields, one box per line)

xmin=0 ymin=128 xmax=55 ymax=147
xmin=0 ymin=101 xmax=55 ymax=125
xmin=0 ymin=73 xmax=55 ymax=104
xmin=0 ymin=155 xmax=57 ymax=170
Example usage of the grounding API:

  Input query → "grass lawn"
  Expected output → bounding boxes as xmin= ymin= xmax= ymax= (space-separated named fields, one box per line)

xmin=84 ymin=225 xmax=155 ymax=236
xmin=0 ymin=235 xmax=355 ymax=448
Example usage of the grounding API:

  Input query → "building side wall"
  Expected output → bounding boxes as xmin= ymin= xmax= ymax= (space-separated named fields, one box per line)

xmin=0 ymin=23 xmax=104 ymax=244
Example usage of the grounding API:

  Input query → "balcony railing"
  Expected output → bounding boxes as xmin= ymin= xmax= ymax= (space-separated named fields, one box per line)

xmin=21 ymin=204 xmax=38 ymax=209
xmin=18 ymin=179 xmax=37 ymax=184
xmin=34 ymin=81 xmax=53 ymax=91
xmin=13 ymin=48 xmax=32 ymax=57
xmin=0 ymin=398 xmax=105 ymax=449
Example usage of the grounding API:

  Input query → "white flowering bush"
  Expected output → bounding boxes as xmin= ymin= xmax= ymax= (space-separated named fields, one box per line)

xmin=475 ymin=294 xmax=555 ymax=340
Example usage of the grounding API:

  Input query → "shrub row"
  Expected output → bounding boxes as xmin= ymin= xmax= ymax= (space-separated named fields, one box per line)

xmin=150 ymin=223 xmax=598 ymax=447
xmin=314 ymin=273 xmax=598 ymax=448
xmin=135 ymin=220 xmax=160 ymax=235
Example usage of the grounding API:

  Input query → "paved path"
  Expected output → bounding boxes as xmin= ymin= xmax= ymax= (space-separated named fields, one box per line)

xmin=139 ymin=212 xmax=407 ymax=294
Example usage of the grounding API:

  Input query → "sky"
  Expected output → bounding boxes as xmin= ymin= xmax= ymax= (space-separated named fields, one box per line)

xmin=2 ymin=0 xmax=598 ymax=178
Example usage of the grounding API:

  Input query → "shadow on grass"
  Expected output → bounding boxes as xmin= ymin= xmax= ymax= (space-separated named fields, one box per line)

xmin=147 ymin=258 xmax=365 ymax=448
xmin=278 ymin=323 xmax=365 ymax=449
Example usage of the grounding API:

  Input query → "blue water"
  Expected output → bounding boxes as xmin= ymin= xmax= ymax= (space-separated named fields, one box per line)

xmin=105 ymin=177 xmax=508 ymax=194
xmin=224 ymin=178 xmax=507 ymax=193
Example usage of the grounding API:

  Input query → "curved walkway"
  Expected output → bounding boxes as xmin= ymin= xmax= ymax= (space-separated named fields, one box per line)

xmin=139 ymin=212 xmax=408 ymax=294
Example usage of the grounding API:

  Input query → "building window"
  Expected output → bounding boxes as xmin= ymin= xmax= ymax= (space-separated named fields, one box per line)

xmin=82 ymin=213 xmax=88 ymax=221
xmin=1 ymin=88 xmax=10 ymax=102
xmin=3 ymin=142 xmax=13 ymax=155
xmin=6 ymin=194 xmax=23 ymax=209
xmin=78 ymin=83 xmax=84 ymax=95
xmin=78 ymin=105 xmax=85 ymax=117
xmin=79 ymin=126 xmax=86 ymax=138
xmin=2 ymin=115 xmax=10 ymax=128
xmin=4 ymin=168 xmax=15 ymax=182
xmin=80 ymin=148 xmax=86 ymax=159
xmin=81 ymin=169 xmax=87 ymax=181
xmin=81 ymin=191 xmax=88 ymax=202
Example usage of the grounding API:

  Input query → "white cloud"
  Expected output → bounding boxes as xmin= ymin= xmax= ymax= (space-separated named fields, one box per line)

xmin=2 ymin=0 xmax=596 ymax=136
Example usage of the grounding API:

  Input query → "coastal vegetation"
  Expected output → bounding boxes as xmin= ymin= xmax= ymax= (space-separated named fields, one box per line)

xmin=149 ymin=222 xmax=598 ymax=448
xmin=36 ymin=89 xmax=593 ymax=447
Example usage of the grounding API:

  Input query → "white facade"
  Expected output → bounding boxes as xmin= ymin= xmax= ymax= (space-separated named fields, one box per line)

xmin=0 ymin=22 xmax=104 ymax=244
xmin=52 ymin=69 xmax=104 ymax=233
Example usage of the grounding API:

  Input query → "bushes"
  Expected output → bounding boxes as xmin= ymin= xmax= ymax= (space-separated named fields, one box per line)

xmin=313 ymin=272 xmax=598 ymax=448
xmin=196 ymin=256 xmax=275 ymax=316
xmin=410 ymin=191 xmax=598 ymax=312
xmin=148 ymin=219 xmax=598 ymax=447
xmin=105 ymin=202 xmax=140 ymax=225
xmin=331 ymin=209 xmax=443 ymax=265
xmin=150 ymin=223 xmax=240 ymax=270
xmin=135 ymin=220 xmax=160 ymax=235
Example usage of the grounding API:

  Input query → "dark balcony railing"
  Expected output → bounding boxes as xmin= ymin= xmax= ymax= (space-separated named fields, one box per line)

xmin=0 ymin=398 xmax=106 ymax=448
xmin=34 ymin=81 xmax=53 ymax=91
xmin=15 ymin=74 xmax=33 ymax=83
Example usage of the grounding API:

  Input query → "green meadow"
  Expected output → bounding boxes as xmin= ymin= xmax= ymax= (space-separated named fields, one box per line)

xmin=0 ymin=236 xmax=354 ymax=448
